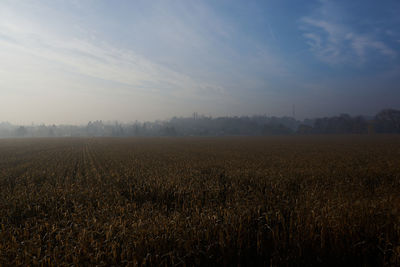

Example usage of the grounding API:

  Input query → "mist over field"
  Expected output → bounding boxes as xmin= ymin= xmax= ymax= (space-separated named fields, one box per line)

xmin=1 ymin=0 xmax=400 ymax=124
xmin=0 ymin=108 xmax=399 ymax=138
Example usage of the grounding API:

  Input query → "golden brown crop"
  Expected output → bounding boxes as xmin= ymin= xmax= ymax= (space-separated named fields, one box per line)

xmin=0 ymin=136 xmax=399 ymax=266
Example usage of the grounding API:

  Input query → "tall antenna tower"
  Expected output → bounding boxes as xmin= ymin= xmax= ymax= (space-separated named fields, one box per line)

xmin=292 ymin=104 xmax=296 ymax=119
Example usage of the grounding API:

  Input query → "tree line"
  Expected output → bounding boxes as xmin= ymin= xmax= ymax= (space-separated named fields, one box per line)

xmin=0 ymin=109 xmax=399 ymax=138
xmin=298 ymin=109 xmax=400 ymax=134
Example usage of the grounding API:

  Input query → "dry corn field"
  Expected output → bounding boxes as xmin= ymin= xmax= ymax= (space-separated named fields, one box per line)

xmin=0 ymin=136 xmax=400 ymax=266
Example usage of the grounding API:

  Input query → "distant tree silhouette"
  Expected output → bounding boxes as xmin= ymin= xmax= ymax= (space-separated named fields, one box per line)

xmin=15 ymin=126 xmax=27 ymax=137
xmin=0 ymin=109 xmax=399 ymax=138
xmin=374 ymin=109 xmax=400 ymax=133
xmin=309 ymin=114 xmax=368 ymax=134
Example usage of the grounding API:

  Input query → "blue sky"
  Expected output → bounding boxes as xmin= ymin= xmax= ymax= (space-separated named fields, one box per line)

xmin=0 ymin=0 xmax=399 ymax=124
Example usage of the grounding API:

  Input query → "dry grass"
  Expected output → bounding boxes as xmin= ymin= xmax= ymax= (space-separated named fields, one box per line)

xmin=0 ymin=136 xmax=399 ymax=266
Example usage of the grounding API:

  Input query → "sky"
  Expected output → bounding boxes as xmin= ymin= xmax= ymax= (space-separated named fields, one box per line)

xmin=0 ymin=0 xmax=399 ymax=124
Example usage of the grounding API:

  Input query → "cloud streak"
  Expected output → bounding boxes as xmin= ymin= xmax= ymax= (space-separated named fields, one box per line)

xmin=0 ymin=14 xmax=226 ymax=99
xmin=300 ymin=2 xmax=397 ymax=65
xmin=0 ymin=0 xmax=293 ymax=123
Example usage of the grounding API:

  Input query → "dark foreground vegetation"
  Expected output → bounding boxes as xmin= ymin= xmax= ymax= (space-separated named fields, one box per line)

xmin=0 ymin=136 xmax=399 ymax=266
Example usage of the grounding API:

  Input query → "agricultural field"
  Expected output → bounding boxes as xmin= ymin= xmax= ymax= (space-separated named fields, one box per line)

xmin=0 ymin=136 xmax=399 ymax=266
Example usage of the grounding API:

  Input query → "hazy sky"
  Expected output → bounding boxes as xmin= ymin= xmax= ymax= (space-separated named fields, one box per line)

xmin=1 ymin=0 xmax=400 ymax=124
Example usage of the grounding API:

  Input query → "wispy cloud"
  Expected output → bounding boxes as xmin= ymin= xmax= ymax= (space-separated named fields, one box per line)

xmin=0 ymin=1 xmax=241 ymax=123
xmin=0 ymin=16 xmax=226 ymax=99
xmin=300 ymin=2 xmax=397 ymax=65
xmin=0 ymin=0 xmax=286 ymax=101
